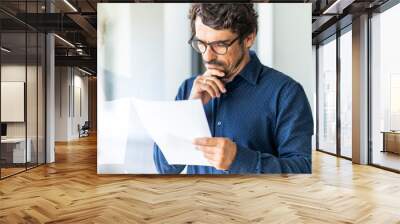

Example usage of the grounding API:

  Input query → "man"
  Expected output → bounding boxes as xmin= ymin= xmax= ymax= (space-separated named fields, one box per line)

xmin=153 ymin=3 xmax=313 ymax=174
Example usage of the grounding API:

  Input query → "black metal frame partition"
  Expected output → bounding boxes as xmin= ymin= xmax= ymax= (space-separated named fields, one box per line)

xmin=315 ymin=25 xmax=352 ymax=161
xmin=0 ymin=0 xmax=47 ymax=180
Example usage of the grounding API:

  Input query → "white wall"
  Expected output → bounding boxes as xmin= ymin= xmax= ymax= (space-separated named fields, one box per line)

xmin=55 ymin=67 xmax=89 ymax=141
xmin=98 ymin=4 xmax=165 ymax=102
xmin=163 ymin=4 xmax=192 ymax=100
xmin=55 ymin=66 xmax=68 ymax=141
xmin=257 ymin=3 xmax=313 ymax=105
xmin=257 ymin=4 xmax=274 ymax=68
xmin=72 ymin=73 xmax=89 ymax=137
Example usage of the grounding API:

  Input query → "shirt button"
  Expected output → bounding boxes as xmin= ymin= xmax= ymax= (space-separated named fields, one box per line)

xmin=217 ymin=121 xmax=222 ymax=126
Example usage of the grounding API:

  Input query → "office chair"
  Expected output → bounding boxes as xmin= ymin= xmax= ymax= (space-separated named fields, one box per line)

xmin=79 ymin=121 xmax=90 ymax=138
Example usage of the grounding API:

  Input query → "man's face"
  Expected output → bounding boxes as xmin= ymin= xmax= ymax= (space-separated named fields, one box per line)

xmin=194 ymin=17 xmax=251 ymax=81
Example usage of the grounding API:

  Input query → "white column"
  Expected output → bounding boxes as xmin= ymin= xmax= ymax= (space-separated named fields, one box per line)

xmin=46 ymin=32 xmax=55 ymax=163
xmin=352 ymin=14 xmax=369 ymax=164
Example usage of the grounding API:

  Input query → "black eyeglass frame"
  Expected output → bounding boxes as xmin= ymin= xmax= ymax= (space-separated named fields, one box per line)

xmin=188 ymin=35 xmax=241 ymax=55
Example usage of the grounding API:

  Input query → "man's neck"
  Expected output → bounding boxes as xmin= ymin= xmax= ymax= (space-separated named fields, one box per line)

xmin=225 ymin=51 xmax=251 ymax=83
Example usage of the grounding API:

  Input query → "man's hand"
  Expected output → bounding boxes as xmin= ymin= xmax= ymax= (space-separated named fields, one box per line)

xmin=189 ymin=69 xmax=227 ymax=105
xmin=193 ymin=137 xmax=237 ymax=170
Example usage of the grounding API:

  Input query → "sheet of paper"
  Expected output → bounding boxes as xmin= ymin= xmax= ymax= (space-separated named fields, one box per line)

xmin=132 ymin=98 xmax=212 ymax=166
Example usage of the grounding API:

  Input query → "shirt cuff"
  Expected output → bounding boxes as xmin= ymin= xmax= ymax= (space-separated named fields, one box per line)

xmin=228 ymin=144 xmax=260 ymax=174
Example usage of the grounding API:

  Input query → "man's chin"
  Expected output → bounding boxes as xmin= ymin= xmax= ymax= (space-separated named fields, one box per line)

xmin=220 ymin=73 xmax=233 ymax=83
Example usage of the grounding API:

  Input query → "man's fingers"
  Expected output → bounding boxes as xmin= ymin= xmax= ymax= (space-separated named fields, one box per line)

xmin=204 ymin=79 xmax=221 ymax=97
xmin=201 ymin=76 xmax=225 ymax=96
xmin=193 ymin=137 xmax=220 ymax=146
xmin=205 ymin=76 xmax=226 ymax=93
xmin=203 ymin=153 xmax=225 ymax=170
xmin=196 ymin=145 xmax=217 ymax=154
xmin=200 ymin=82 xmax=217 ymax=98
xmin=205 ymin=69 xmax=225 ymax=77
xmin=203 ymin=153 xmax=216 ymax=163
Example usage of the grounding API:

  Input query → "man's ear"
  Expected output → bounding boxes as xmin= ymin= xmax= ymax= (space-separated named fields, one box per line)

xmin=244 ymin=32 xmax=256 ymax=49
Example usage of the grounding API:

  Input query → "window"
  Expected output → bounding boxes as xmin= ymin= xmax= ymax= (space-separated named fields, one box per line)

xmin=340 ymin=29 xmax=352 ymax=158
xmin=370 ymin=3 xmax=400 ymax=171
xmin=318 ymin=37 xmax=337 ymax=154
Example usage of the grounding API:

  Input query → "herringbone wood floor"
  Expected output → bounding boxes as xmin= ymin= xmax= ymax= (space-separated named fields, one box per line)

xmin=0 ymin=135 xmax=400 ymax=223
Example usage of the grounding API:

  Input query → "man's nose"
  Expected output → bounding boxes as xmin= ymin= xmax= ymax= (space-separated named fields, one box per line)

xmin=202 ymin=45 xmax=217 ymax=62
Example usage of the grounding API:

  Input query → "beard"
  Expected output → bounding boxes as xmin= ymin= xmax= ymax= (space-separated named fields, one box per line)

xmin=203 ymin=46 xmax=246 ymax=83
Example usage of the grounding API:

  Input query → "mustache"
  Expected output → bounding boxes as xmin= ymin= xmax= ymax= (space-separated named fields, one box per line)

xmin=204 ymin=59 xmax=225 ymax=67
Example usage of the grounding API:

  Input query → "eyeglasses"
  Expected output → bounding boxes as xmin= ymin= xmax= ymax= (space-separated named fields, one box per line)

xmin=188 ymin=35 xmax=240 ymax=55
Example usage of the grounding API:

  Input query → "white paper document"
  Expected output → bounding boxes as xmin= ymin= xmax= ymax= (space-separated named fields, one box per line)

xmin=132 ymin=98 xmax=212 ymax=166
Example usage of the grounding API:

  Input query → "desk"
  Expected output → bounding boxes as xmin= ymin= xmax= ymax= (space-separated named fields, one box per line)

xmin=1 ymin=138 xmax=31 ymax=163
xmin=381 ymin=131 xmax=400 ymax=154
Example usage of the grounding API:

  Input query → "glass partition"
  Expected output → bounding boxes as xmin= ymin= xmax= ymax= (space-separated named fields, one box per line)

xmin=0 ymin=1 xmax=46 ymax=179
xmin=27 ymin=30 xmax=38 ymax=169
xmin=38 ymin=32 xmax=45 ymax=165
xmin=339 ymin=29 xmax=352 ymax=158
xmin=1 ymin=30 xmax=28 ymax=177
xmin=371 ymin=3 xmax=400 ymax=171
xmin=317 ymin=37 xmax=337 ymax=155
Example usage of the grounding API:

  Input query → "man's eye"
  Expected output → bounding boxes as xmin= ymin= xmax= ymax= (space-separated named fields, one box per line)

xmin=215 ymin=43 xmax=227 ymax=47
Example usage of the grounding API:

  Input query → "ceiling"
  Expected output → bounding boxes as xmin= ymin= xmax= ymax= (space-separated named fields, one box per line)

xmin=0 ymin=0 xmax=394 ymax=75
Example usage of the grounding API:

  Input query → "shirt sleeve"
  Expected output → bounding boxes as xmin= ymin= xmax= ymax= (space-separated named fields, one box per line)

xmin=153 ymin=79 xmax=192 ymax=174
xmin=228 ymin=81 xmax=314 ymax=174
xmin=153 ymin=143 xmax=186 ymax=174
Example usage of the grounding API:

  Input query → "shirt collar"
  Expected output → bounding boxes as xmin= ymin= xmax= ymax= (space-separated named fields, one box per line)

xmin=237 ymin=51 xmax=263 ymax=86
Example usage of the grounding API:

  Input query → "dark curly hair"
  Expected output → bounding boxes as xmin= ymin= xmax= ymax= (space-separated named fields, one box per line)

xmin=189 ymin=3 xmax=258 ymax=41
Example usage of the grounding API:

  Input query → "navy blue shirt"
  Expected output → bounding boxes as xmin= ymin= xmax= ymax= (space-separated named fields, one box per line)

xmin=153 ymin=52 xmax=313 ymax=174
